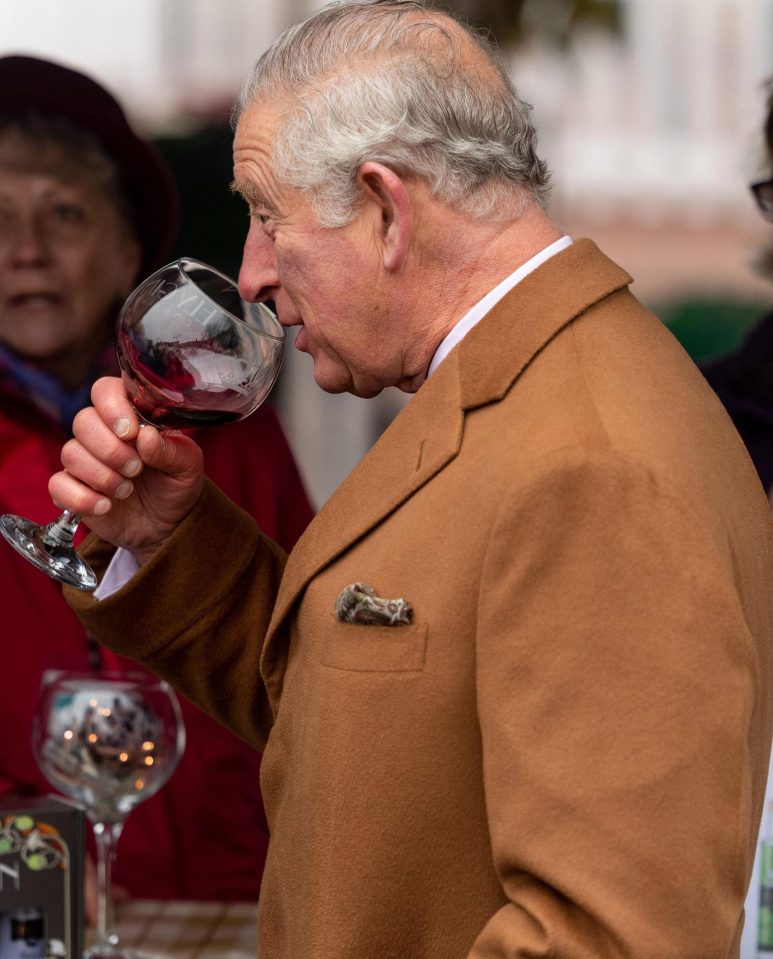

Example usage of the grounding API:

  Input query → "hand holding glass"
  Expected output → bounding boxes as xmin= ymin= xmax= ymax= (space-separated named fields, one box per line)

xmin=33 ymin=671 xmax=186 ymax=959
xmin=0 ymin=258 xmax=284 ymax=590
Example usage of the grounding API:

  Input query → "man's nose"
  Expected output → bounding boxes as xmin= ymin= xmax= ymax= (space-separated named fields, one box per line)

xmin=238 ymin=222 xmax=280 ymax=304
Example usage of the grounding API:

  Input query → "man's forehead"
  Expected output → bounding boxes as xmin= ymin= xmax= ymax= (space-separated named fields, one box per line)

xmin=235 ymin=98 xmax=284 ymax=142
xmin=231 ymin=102 xmax=281 ymax=206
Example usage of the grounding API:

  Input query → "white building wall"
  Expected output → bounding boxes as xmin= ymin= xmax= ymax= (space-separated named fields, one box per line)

xmin=0 ymin=0 xmax=172 ymax=123
xmin=512 ymin=0 xmax=773 ymax=225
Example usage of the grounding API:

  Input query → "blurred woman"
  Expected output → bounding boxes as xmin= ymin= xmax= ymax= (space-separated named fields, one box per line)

xmin=0 ymin=54 xmax=314 ymax=903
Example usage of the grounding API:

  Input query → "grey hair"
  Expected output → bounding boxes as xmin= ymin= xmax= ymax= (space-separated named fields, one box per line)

xmin=234 ymin=0 xmax=551 ymax=227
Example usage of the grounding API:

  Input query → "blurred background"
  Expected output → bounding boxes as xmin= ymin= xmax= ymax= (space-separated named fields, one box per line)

xmin=2 ymin=1 xmax=773 ymax=954
xmin=1 ymin=0 xmax=771 ymax=508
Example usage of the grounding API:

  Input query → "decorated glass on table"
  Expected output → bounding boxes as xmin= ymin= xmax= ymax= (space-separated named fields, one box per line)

xmin=33 ymin=671 xmax=185 ymax=959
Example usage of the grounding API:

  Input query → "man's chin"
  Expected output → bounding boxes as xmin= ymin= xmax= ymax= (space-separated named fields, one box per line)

xmin=349 ymin=383 xmax=384 ymax=399
xmin=313 ymin=366 xmax=383 ymax=398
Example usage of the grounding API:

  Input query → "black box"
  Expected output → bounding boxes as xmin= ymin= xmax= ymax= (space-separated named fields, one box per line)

xmin=0 ymin=796 xmax=84 ymax=959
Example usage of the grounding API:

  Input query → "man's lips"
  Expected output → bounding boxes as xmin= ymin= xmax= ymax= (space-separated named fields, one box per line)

xmin=293 ymin=324 xmax=309 ymax=352
xmin=274 ymin=302 xmax=308 ymax=352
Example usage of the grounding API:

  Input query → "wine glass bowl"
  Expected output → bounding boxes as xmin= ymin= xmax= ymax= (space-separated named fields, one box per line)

xmin=116 ymin=258 xmax=284 ymax=430
xmin=34 ymin=672 xmax=185 ymax=825
xmin=0 ymin=257 xmax=284 ymax=591
xmin=33 ymin=671 xmax=185 ymax=959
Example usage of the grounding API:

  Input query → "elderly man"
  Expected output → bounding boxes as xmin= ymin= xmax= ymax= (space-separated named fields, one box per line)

xmin=50 ymin=1 xmax=773 ymax=956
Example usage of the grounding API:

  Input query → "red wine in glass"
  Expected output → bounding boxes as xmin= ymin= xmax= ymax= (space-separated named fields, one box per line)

xmin=118 ymin=331 xmax=260 ymax=430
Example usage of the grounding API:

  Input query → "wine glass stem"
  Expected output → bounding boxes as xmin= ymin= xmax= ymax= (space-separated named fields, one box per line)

xmin=41 ymin=510 xmax=81 ymax=548
xmin=92 ymin=820 xmax=124 ymax=950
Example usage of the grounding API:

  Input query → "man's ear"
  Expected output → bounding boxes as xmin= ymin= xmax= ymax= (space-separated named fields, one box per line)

xmin=356 ymin=161 xmax=412 ymax=272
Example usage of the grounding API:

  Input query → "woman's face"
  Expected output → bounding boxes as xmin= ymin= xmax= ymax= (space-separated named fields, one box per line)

xmin=0 ymin=158 xmax=141 ymax=387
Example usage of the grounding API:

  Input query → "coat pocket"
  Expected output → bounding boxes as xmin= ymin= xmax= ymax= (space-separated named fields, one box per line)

xmin=320 ymin=620 xmax=428 ymax=672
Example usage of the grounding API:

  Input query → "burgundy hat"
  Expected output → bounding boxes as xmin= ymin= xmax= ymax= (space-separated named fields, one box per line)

xmin=0 ymin=54 xmax=180 ymax=274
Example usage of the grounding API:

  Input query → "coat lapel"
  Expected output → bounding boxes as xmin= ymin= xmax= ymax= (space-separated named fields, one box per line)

xmin=269 ymin=350 xmax=465 ymax=633
xmin=260 ymin=239 xmax=633 ymax=704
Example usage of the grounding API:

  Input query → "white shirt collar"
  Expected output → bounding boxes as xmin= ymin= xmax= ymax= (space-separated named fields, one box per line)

xmin=426 ymin=235 xmax=573 ymax=378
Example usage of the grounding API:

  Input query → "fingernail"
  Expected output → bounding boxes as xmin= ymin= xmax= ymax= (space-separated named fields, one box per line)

xmin=122 ymin=458 xmax=142 ymax=477
xmin=115 ymin=481 xmax=133 ymax=500
xmin=114 ymin=418 xmax=131 ymax=438
xmin=94 ymin=498 xmax=111 ymax=515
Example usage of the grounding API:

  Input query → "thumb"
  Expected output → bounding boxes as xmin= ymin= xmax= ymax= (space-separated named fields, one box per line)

xmin=136 ymin=427 xmax=204 ymax=481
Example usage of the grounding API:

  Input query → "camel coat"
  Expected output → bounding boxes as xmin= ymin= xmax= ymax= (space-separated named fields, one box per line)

xmin=68 ymin=240 xmax=773 ymax=958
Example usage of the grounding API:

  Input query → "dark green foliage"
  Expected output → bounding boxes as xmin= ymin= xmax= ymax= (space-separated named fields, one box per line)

xmin=658 ymin=297 xmax=768 ymax=364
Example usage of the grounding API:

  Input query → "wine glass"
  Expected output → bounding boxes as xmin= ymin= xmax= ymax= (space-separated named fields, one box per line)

xmin=0 ymin=257 xmax=284 ymax=591
xmin=33 ymin=670 xmax=186 ymax=959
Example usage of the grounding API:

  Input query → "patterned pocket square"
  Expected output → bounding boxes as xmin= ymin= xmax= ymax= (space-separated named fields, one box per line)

xmin=335 ymin=582 xmax=413 ymax=626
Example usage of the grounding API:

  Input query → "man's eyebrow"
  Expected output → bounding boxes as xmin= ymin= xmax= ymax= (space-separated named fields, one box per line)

xmin=229 ymin=179 xmax=274 ymax=211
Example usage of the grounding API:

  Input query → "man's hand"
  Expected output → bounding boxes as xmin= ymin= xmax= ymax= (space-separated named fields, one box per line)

xmin=49 ymin=376 xmax=205 ymax=565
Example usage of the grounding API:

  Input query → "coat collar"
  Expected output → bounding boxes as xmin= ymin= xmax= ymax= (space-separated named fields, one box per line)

xmin=457 ymin=238 xmax=631 ymax=410
xmin=260 ymin=239 xmax=632 ymax=704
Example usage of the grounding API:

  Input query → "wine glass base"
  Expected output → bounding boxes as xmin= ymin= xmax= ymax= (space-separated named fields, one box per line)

xmin=0 ymin=513 xmax=98 ymax=591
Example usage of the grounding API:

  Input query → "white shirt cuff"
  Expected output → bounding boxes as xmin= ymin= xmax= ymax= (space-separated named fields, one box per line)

xmin=93 ymin=547 xmax=141 ymax=600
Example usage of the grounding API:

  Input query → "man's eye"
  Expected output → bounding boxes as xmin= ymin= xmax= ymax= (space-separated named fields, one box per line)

xmin=250 ymin=210 xmax=276 ymax=239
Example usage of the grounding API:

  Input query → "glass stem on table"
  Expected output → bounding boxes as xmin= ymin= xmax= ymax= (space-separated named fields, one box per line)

xmin=91 ymin=819 xmax=124 ymax=954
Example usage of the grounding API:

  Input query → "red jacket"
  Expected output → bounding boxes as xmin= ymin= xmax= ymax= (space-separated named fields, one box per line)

xmin=0 ymin=389 xmax=314 ymax=900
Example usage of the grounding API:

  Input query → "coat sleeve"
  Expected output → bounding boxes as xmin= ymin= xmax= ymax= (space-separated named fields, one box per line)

xmin=469 ymin=449 xmax=766 ymax=957
xmin=197 ymin=402 xmax=315 ymax=553
xmin=64 ymin=478 xmax=286 ymax=752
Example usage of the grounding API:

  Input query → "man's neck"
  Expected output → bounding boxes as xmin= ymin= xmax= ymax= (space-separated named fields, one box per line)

xmin=396 ymin=200 xmax=563 ymax=391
